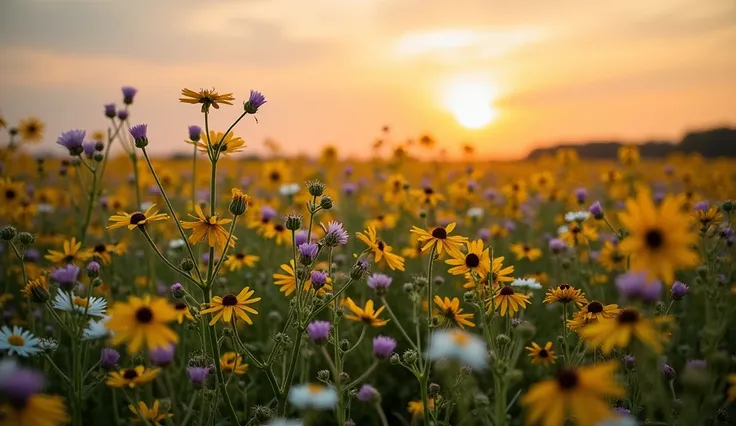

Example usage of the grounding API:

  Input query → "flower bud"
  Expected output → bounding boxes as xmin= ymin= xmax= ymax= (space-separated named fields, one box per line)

xmin=320 ymin=195 xmax=333 ymax=210
xmin=91 ymin=278 xmax=103 ymax=288
xmin=721 ymin=200 xmax=734 ymax=213
xmin=389 ymin=353 xmax=401 ymax=365
xmin=463 ymin=291 xmax=474 ymax=302
xmin=1 ymin=225 xmax=17 ymax=241
xmin=495 ymin=333 xmax=511 ymax=347
xmin=170 ymin=283 xmax=185 ymax=299
xmin=17 ymin=232 xmax=35 ymax=245
xmin=285 ymin=213 xmax=303 ymax=231
xmin=428 ymin=383 xmax=440 ymax=398
xmin=317 ymin=369 xmax=331 ymax=382
xmin=307 ymin=180 xmax=326 ymax=197
xmin=94 ymin=141 xmax=105 ymax=151
xmin=229 ymin=188 xmax=249 ymax=216
xmin=29 ymin=279 xmax=50 ymax=304
xmin=339 ymin=372 xmax=350 ymax=383
xmin=504 ymin=369 xmax=524 ymax=385
xmin=179 ymin=257 xmax=195 ymax=272
xmin=129 ymin=124 xmax=148 ymax=149
xmin=402 ymin=349 xmax=418 ymax=364
xmin=93 ymin=153 xmax=104 ymax=162
xmin=349 ymin=259 xmax=370 ymax=280
xmin=339 ymin=339 xmax=350 ymax=352
xmin=86 ymin=261 xmax=101 ymax=278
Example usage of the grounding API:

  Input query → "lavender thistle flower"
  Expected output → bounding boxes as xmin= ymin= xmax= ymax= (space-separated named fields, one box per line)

xmin=589 ymin=201 xmax=604 ymax=219
xmin=121 ymin=86 xmax=137 ymax=105
xmin=367 ymin=273 xmax=392 ymax=295
xmin=56 ymin=129 xmax=86 ymax=156
xmin=294 ymin=230 xmax=309 ymax=246
xmin=187 ymin=366 xmax=209 ymax=386
xmin=548 ymin=238 xmax=567 ymax=254
xmin=82 ymin=141 xmax=96 ymax=158
xmin=310 ymin=271 xmax=328 ymax=290
xmin=671 ymin=281 xmax=689 ymax=301
xmin=575 ymin=187 xmax=587 ymax=204
xmin=261 ymin=205 xmax=277 ymax=221
xmin=298 ymin=243 xmax=319 ymax=265
xmin=372 ymin=336 xmax=396 ymax=359
xmin=307 ymin=321 xmax=331 ymax=343
xmin=104 ymin=103 xmax=116 ymax=118
xmin=356 ymin=384 xmax=379 ymax=402
xmin=693 ymin=201 xmax=709 ymax=212
xmin=117 ymin=109 xmax=129 ymax=121
xmin=188 ymin=125 xmax=202 ymax=142
xmin=50 ymin=264 xmax=80 ymax=291
xmin=171 ymin=283 xmax=185 ymax=299
xmin=323 ymin=221 xmax=349 ymax=247
xmin=244 ymin=90 xmax=267 ymax=114
xmin=100 ymin=348 xmax=120 ymax=369
xmin=129 ymin=124 xmax=148 ymax=148
xmin=615 ymin=271 xmax=662 ymax=302
xmin=86 ymin=261 xmax=100 ymax=278
xmin=150 ymin=344 xmax=176 ymax=367
xmin=661 ymin=363 xmax=676 ymax=379
xmin=0 ymin=365 xmax=45 ymax=403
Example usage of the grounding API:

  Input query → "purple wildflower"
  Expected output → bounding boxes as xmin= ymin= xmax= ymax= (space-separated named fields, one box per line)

xmin=693 ymin=201 xmax=709 ymax=212
xmin=548 ymin=238 xmax=567 ymax=254
xmin=294 ymin=230 xmax=309 ymax=246
xmin=310 ymin=271 xmax=328 ymax=290
xmin=671 ymin=281 xmax=689 ymax=301
xmin=372 ymin=336 xmax=396 ymax=359
xmin=306 ymin=321 xmax=331 ymax=343
xmin=82 ymin=141 xmax=96 ymax=158
xmin=589 ymin=201 xmax=604 ymax=219
xmin=187 ymin=366 xmax=209 ymax=385
xmin=574 ymin=187 xmax=587 ymax=204
xmin=150 ymin=344 xmax=176 ymax=367
xmin=188 ymin=125 xmax=202 ymax=142
xmin=367 ymin=273 xmax=392 ymax=293
xmin=323 ymin=221 xmax=349 ymax=247
xmin=356 ymin=384 xmax=379 ymax=402
xmin=342 ymin=182 xmax=357 ymax=196
xmin=476 ymin=228 xmax=490 ymax=242
xmin=122 ymin=86 xmax=137 ymax=105
xmin=622 ymin=355 xmax=636 ymax=369
xmin=171 ymin=283 xmax=185 ymax=299
xmin=244 ymin=90 xmax=267 ymax=114
xmin=661 ymin=363 xmax=676 ymax=379
xmin=86 ymin=261 xmax=100 ymax=277
xmin=56 ymin=129 xmax=86 ymax=156
xmin=504 ymin=220 xmax=516 ymax=232
xmin=298 ymin=243 xmax=319 ymax=264
xmin=261 ymin=205 xmax=277 ymax=221
xmin=23 ymin=248 xmax=40 ymax=262
xmin=50 ymin=264 xmax=80 ymax=291
xmin=129 ymin=124 xmax=148 ymax=147
xmin=615 ymin=271 xmax=661 ymax=302
xmin=117 ymin=109 xmax=129 ymax=121
xmin=686 ymin=359 xmax=707 ymax=370
xmin=100 ymin=348 xmax=120 ymax=369
xmin=0 ymin=365 xmax=45 ymax=404
xmin=614 ymin=407 xmax=631 ymax=415
xmin=104 ymin=103 xmax=116 ymax=118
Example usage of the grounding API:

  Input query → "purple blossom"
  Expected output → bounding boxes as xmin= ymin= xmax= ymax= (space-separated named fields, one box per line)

xmin=476 ymin=228 xmax=490 ymax=242
xmin=661 ymin=363 xmax=676 ymax=379
xmin=356 ymin=384 xmax=379 ymax=402
xmin=324 ymin=221 xmax=349 ymax=246
xmin=653 ymin=191 xmax=665 ymax=205
xmin=0 ymin=365 xmax=45 ymax=403
xmin=150 ymin=344 xmax=175 ymax=367
xmin=372 ymin=336 xmax=396 ymax=359
xmin=244 ymin=90 xmax=267 ymax=114
xmin=117 ymin=109 xmax=129 ymax=121
xmin=82 ymin=141 xmax=97 ymax=158
xmin=671 ymin=281 xmax=689 ymax=301
xmin=622 ymin=355 xmax=636 ymax=369
xmin=484 ymin=189 xmax=498 ymax=200
xmin=129 ymin=124 xmax=147 ymax=142
xmin=187 ymin=366 xmax=209 ymax=385
xmin=100 ymin=348 xmax=120 ymax=369
xmin=548 ymin=238 xmax=567 ymax=254
xmin=298 ymin=242 xmax=319 ymax=259
xmin=23 ymin=248 xmax=40 ymax=262
xmin=56 ymin=129 xmax=86 ymax=156
xmin=342 ymin=182 xmax=357 ymax=196
xmin=171 ymin=283 xmax=185 ymax=298
xmin=589 ymin=201 xmax=604 ymax=219
xmin=188 ymin=125 xmax=202 ymax=142
xmin=294 ymin=230 xmax=309 ymax=246
xmin=104 ymin=103 xmax=116 ymax=118
xmin=693 ymin=201 xmax=709 ymax=212
xmin=504 ymin=220 xmax=516 ymax=232
xmin=50 ymin=264 xmax=80 ymax=291
xmin=367 ymin=273 xmax=392 ymax=291
xmin=574 ymin=187 xmax=587 ymax=204
xmin=122 ymin=86 xmax=137 ymax=105
xmin=310 ymin=271 xmax=328 ymax=289
xmin=261 ymin=205 xmax=277 ymax=221
xmin=686 ymin=359 xmax=707 ymax=370
xmin=614 ymin=407 xmax=631 ymax=415
xmin=615 ymin=271 xmax=661 ymax=302
xmin=86 ymin=261 xmax=100 ymax=276
xmin=306 ymin=321 xmax=331 ymax=343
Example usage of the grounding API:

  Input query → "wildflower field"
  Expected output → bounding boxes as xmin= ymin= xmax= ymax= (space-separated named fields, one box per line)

xmin=1 ymin=87 xmax=735 ymax=426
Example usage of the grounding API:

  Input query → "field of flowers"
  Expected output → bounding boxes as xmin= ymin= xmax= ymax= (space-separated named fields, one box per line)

xmin=0 ymin=87 xmax=735 ymax=426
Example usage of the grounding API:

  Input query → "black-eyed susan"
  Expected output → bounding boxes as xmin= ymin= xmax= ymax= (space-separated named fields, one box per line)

xmin=263 ymin=222 xmax=289 ymax=246
xmin=91 ymin=242 xmax=125 ymax=264
xmin=223 ymin=251 xmax=260 ymax=272
xmin=263 ymin=161 xmax=290 ymax=187
xmin=511 ymin=242 xmax=542 ymax=261
xmin=525 ymin=341 xmax=557 ymax=366
xmin=22 ymin=276 xmax=49 ymax=304
xmin=179 ymin=88 xmax=234 ymax=112
xmin=220 ymin=352 xmax=248 ymax=375
xmin=364 ymin=213 xmax=399 ymax=231
xmin=560 ymin=222 xmax=598 ymax=246
xmin=520 ymin=361 xmax=624 ymax=426
xmin=106 ymin=295 xmax=179 ymax=354
xmin=410 ymin=186 xmax=445 ymax=207
xmin=692 ymin=201 xmax=723 ymax=229
xmin=356 ymin=227 xmax=405 ymax=271
xmin=407 ymin=398 xmax=435 ymax=419
xmin=128 ymin=400 xmax=173 ymax=425
xmin=200 ymin=286 xmax=260 ymax=326
xmin=180 ymin=204 xmax=237 ymax=251
xmin=344 ymin=298 xmax=389 ymax=327
xmin=0 ymin=393 xmax=69 ymax=426
xmin=173 ymin=301 xmax=194 ymax=324
xmin=618 ymin=189 xmax=699 ymax=283
xmin=489 ymin=286 xmax=530 ymax=317
xmin=543 ymin=285 xmax=588 ymax=308
xmin=44 ymin=237 xmax=94 ymax=264
xmin=618 ymin=144 xmax=640 ymax=166
xmin=446 ymin=239 xmax=490 ymax=277
xmin=107 ymin=204 xmax=170 ymax=231
xmin=598 ymin=240 xmax=625 ymax=272
xmin=410 ymin=222 xmax=468 ymax=257
xmin=434 ymin=296 xmax=475 ymax=329
xmin=106 ymin=366 xmax=160 ymax=388
xmin=195 ymin=130 xmax=246 ymax=155
xmin=578 ymin=301 xmax=619 ymax=321
xmin=580 ymin=308 xmax=671 ymax=354
xmin=18 ymin=117 xmax=44 ymax=143
xmin=272 ymin=260 xmax=332 ymax=297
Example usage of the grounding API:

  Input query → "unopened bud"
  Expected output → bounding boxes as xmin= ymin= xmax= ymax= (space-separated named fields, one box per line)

xmin=320 ymin=195 xmax=333 ymax=210
xmin=0 ymin=226 xmax=16 ymax=241
xmin=229 ymin=189 xmax=249 ymax=216
xmin=17 ymin=232 xmax=35 ymax=245
xmin=179 ymin=257 xmax=195 ymax=272
xmin=307 ymin=180 xmax=326 ymax=197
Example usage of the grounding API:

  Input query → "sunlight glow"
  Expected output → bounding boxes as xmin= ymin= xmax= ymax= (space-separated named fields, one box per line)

xmin=443 ymin=80 xmax=499 ymax=129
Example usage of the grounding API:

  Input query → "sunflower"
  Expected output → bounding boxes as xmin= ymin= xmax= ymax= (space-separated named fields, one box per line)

xmin=511 ymin=242 xmax=543 ymax=262
xmin=107 ymin=204 xmax=170 ymax=231
xmin=106 ymin=295 xmax=179 ymax=354
xmin=446 ymin=239 xmax=490 ymax=277
xmin=489 ymin=286 xmax=530 ymax=317
xmin=18 ymin=117 xmax=45 ymax=143
xmin=434 ymin=296 xmax=475 ymax=329
xmin=129 ymin=400 xmax=172 ymax=425
xmin=106 ymin=366 xmax=160 ymax=388
xmin=521 ymin=361 xmax=625 ymax=426
xmin=179 ymin=88 xmax=234 ymax=112
xmin=543 ymin=285 xmax=588 ymax=308
xmin=200 ymin=286 xmax=260 ymax=326
xmin=272 ymin=260 xmax=333 ymax=297
xmin=617 ymin=189 xmax=699 ymax=283
xmin=44 ymin=237 xmax=94 ymax=264
xmin=597 ymin=240 xmax=625 ymax=272
xmin=526 ymin=341 xmax=557 ymax=366
xmin=223 ymin=252 xmax=260 ymax=272
xmin=410 ymin=222 xmax=468 ymax=257
xmin=220 ymin=352 xmax=248 ymax=375
xmin=344 ymin=298 xmax=389 ymax=327
xmin=263 ymin=222 xmax=289 ymax=246
xmin=195 ymin=130 xmax=246 ymax=156
xmin=0 ymin=394 xmax=69 ymax=426
xmin=580 ymin=308 xmax=671 ymax=354
xmin=356 ymin=227 xmax=405 ymax=271
xmin=173 ymin=301 xmax=194 ymax=324
xmin=180 ymin=204 xmax=237 ymax=251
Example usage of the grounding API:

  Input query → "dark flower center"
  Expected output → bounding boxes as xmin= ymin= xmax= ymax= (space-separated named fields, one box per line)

xmin=94 ymin=244 xmax=106 ymax=253
xmin=559 ymin=284 xmax=570 ymax=290
xmin=511 ymin=183 xmax=519 ymax=191
xmin=269 ymin=171 xmax=280 ymax=182
xmin=5 ymin=189 xmax=16 ymax=200
xmin=618 ymin=309 xmax=640 ymax=324
xmin=63 ymin=254 xmax=75 ymax=262
xmin=645 ymin=229 xmax=664 ymax=249
xmin=431 ymin=227 xmax=447 ymax=239
xmin=123 ymin=369 xmax=139 ymax=379
xmin=556 ymin=369 xmax=579 ymax=390
xmin=587 ymin=301 xmax=604 ymax=313
xmin=377 ymin=240 xmax=385 ymax=251
xmin=261 ymin=217 xmax=270 ymax=224
xmin=222 ymin=295 xmax=238 ymax=306
xmin=522 ymin=245 xmax=530 ymax=252
xmin=130 ymin=212 xmax=147 ymax=225
xmin=424 ymin=187 xmax=434 ymax=195
xmin=135 ymin=307 xmax=154 ymax=324
xmin=175 ymin=301 xmax=187 ymax=310
xmin=499 ymin=286 xmax=514 ymax=296
xmin=465 ymin=253 xmax=480 ymax=268
xmin=376 ymin=215 xmax=384 ymax=221
xmin=27 ymin=124 xmax=38 ymax=133
xmin=571 ymin=225 xmax=581 ymax=234
xmin=612 ymin=252 xmax=625 ymax=262
xmin=538 ymin=349 xmax=549 ymax=358
xmin=274 ymin=224 xmax=285 ymax=232
xmin=235 ymin=253 xmax=246 ymax=260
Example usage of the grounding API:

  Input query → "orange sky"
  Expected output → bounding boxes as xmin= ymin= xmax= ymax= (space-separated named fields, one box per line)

xmin=1 ymin=0 xmax=735 ymax=159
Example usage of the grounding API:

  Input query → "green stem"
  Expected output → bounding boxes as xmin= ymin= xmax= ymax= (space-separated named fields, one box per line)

xmin=9 ymin=243 xmax=27 ymax=286
xmin=211 ymin=217 xmax=239 ymax=279
xmin=381 ymin=297 xmax=420 ymax=352
xmin=130 ymin=153 xmax=142 ymax=210
xmin=279 ymin=328 xmax=304 ymax=416
xmin=78 ymin=160 xmax=98 ymax=245
xmin=139 ymin=229 xmax=199 ymax=285
xmin=180 ymin=391 xmax=199 ymax=426
xmin=346 ymin=360 xmax=378 ymax=389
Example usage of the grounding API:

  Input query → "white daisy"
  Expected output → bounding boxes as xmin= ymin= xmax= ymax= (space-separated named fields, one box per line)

xmin=140 ymin=201 xmax=153 ymax=211
xmin=0 ymin=326 xmax=41 ymax=357
xmin=279 ymin=183 xmax=300 ymax=197
xmin=467 ymin=207 xmax=484 ymax=219
xmin=37 ymin=203 xmax=54 ymax=213
xmin=83 ymin=317 xmax=111 ymax=340
xmin=53 ymin=292 xmax=107 ymax=318
xmin=510 ymin=278 xmax=542 ymax=291
xmin=564 ymin=211 xmax=590 ymax=223
xmin=426 ymin=328 xmax=487 ymax=370
xmin=288 ymin=383 xmax=338 ymax=410
xmin=557 ymin=225 xmax=569 ymax=235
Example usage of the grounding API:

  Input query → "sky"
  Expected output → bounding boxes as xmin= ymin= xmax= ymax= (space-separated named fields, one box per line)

xmin=1 ymin=0 xmax=735 ymax=159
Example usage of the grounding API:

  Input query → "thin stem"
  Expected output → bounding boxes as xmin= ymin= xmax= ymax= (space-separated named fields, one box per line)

xmin=205 ymin=159 xmax=218 ymax=287
xmin=346 ymin=360 xmax=378 ymax=389
xmin=180 ymin=391 xmax=199 ymax=426
xmin=307 ymin=277 xmax=354 ymax=322
xmin=9 ymin=243 xmax=27 ymax=286
xmin=375 ymin=402 xmax=389 ymax=426
xmin=79 ymin=161 xmax=99 ymax=245
xmin=380 ymin=297 xmax=420 ymax=351
xmin=212 ymin=217 xmax=239 ymax=279
xmin=279 ymin=328 xmax=304 ymax=416
xmin=139 ymin=229 xmax=199 ymax=285
xmin=43 ymin=353 xmax=72 ymax=385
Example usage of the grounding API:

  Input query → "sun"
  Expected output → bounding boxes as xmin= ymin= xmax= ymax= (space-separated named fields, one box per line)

xmin=443 ymin=80 xmax=499 ymax=129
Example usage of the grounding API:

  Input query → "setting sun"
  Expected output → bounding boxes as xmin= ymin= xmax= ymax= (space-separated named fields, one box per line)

xmin=443 ymin=79 xmax=499 ymax=129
